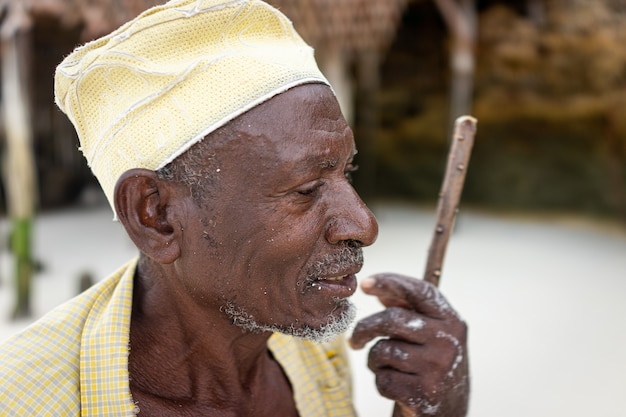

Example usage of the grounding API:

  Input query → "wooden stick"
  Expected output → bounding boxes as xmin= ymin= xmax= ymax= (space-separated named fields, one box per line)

xmin=396 ymin=117 xmax=477 ymax=417
xmin=423 ymin=115 xmax=477 ymax=287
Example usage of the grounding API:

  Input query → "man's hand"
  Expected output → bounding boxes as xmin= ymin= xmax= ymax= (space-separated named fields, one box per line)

xmin=349 ymin=273 xmax=469 ymax=417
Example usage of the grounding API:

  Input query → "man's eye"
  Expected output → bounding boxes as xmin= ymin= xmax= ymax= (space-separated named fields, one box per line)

xmin=298 ymin=182 xmax=323 ymax=196
xmin=344 ymin=164 xmax=359 ymax=183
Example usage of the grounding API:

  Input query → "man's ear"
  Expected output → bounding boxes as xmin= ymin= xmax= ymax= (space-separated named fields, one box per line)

xmin=114 ymin=168 xmax=181 ymax=264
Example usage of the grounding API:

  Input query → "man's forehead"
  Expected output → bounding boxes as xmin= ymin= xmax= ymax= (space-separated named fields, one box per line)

xmin=238 ymin=84 xmax=348 ymax=136
xmin=271 ymin=131 xmax=357 ymax=173
xmin=215 ymin=121 xmax=355 ymax=171
xmin=245 ymin=82 xmax=339 ymax=116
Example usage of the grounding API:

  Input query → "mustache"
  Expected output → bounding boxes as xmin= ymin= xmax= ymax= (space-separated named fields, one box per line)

xmin=305 ymin=244 xmax=364 ymax=281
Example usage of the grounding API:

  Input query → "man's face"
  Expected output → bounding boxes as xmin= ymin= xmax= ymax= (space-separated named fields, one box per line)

xmin=176 ymin=83 xmax=378 ymax=341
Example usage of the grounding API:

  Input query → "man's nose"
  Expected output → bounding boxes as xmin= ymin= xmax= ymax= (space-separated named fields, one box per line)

xmin=325 ymin=185 xmax=378 ymax=247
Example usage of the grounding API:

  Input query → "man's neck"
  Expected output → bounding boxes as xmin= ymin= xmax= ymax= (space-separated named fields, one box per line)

xmin=127 ymin=261 xmax=298 ymax=416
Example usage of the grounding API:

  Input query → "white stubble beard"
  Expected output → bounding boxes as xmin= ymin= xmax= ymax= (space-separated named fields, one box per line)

xmin=223 ymin=298 xmax=356 ymax=343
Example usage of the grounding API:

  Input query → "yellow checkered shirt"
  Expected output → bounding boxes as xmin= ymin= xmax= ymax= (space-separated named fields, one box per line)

xmin=0 ymin=258 xmax=356 ymax=416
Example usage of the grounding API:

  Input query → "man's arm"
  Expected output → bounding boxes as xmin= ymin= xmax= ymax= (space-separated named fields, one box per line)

xmin=350 ymin=274 xmax=469 ymax=417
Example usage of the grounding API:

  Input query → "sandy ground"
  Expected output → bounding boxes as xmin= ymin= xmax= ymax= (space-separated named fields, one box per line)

xmin=1 ymin=203 xmax=625 ymax=417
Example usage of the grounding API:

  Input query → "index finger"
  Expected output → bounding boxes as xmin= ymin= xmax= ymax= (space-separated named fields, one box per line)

xmin=361 ymin=273 xmax=459 ymax=320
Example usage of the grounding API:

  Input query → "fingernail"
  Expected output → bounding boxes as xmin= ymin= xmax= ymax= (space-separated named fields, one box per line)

xmin=360 ymin=276 xmax=376 ymax=290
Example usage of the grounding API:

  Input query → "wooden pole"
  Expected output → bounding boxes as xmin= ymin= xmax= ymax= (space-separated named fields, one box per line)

xmin=433 ymin=0 xmax=477 ymax=135
xmin=318 ymin=46 xmax=354 ymax=125
xmin=424 ymin=116 xmax=477 ymax=287
xmin=1 ymin=0 xmax=38 ymax=318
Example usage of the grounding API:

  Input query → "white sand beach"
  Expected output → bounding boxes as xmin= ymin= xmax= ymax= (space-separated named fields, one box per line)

xmin=1 ymin=204 xmax=625 ymax=416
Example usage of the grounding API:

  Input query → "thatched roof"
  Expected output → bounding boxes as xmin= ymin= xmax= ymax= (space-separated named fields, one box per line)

xmin=11 ymin=0 xmax=406 ymax=51
xmin=25 ymin=0 xmax=164 ymax=40
xmin=269 ymin=0 xmax=408 ymax=53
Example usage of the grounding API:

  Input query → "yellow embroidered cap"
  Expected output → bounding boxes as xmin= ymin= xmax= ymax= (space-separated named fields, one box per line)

xmin=54 ymin=0 xmax=330 ymax=209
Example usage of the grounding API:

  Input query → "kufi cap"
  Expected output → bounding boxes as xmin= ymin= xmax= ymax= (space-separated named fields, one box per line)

xmin=54 ymin=0 xmax=330 ymax=208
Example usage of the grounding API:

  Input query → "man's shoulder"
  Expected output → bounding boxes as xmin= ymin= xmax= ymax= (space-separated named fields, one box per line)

xmin=0 ymin=293 xmax=93 ymax=415
xmin=0 ymin=260 xmax=136 ymax=415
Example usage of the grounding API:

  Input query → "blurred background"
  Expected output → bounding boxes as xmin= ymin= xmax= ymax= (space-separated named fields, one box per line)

xmin=0 ymin=0 xmax=625 ymax=416
xmin=1 ymin=0 xmax=625 ymax=217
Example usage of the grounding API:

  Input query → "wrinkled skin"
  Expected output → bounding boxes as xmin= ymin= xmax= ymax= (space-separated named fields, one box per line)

xmin=351 ymin=274 xmax=469 ymax=416
xmin=114 ymin=83 xmax=469 ymax=416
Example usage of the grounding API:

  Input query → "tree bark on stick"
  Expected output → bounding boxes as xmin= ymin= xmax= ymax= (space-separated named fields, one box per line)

xmin=1 ymin=0 xmax=38 ymax=319
xmin=395 ymin=116 xmax=476 ymax=417
xmin=424 ymin=116 xmax=477 ymax=287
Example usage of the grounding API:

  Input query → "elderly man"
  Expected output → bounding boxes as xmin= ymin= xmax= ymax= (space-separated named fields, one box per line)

xmin=0 ymin=0 xmax=468 ymax=416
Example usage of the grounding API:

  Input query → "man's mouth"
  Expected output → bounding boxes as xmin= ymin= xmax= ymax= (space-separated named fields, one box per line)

xmin=304 ymin=245 xmax=364 ymax=297
xmin=312 ymin=273 xmax=358 ymax=298
xmin=320 ymin=275 xmax=348 ymax=281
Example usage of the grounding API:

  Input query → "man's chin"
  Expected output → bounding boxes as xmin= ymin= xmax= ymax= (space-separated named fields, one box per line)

xmin=283 ymin=300 xmax=356 ymax=343
xmin=224 ymin=299 xmax=356 ymax=343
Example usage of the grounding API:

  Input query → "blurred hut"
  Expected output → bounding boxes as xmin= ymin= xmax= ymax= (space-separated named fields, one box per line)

xmin=1 ymin=0 xmax=624 ymax=218
xmin=0 ymin=0 xmax=163 ymax=211
xmin=376 ymin=0 xmax=626 ymax=221
xmin=0 ymin=0 xmax=161 ymax=317
xmin=0 ymin=0 xmax=410 ymax=209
